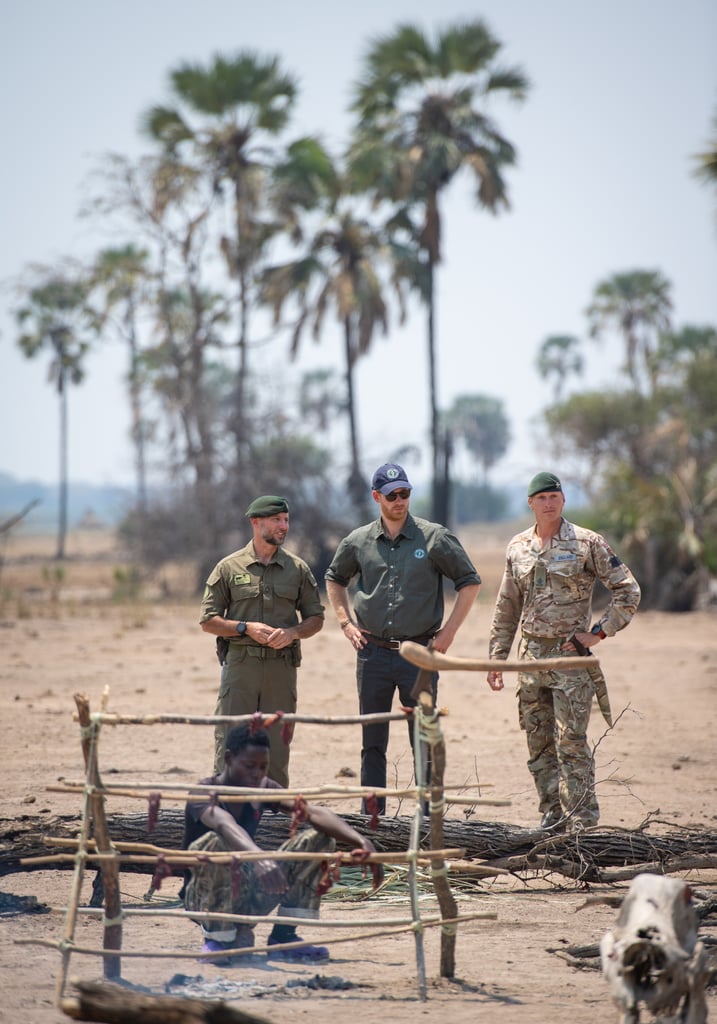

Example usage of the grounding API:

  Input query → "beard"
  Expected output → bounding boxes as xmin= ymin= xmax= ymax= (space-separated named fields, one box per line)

xmin=261 ymin=526 xmax=286 ymax=547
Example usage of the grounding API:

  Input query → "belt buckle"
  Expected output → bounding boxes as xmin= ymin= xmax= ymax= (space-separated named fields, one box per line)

xmin=389 ymin=639 xmax=401 ymax=650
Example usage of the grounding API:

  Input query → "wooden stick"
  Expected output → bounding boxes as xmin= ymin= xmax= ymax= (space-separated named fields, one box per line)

xmin=53 ymin=717 xmax=94 ymax=1007
xmin=72 ymin=907 xmax=479 ymax=928
xmin=16 ymin=911 xmax=499 ymax=960
xmin=23 ymin=846 xmax=466 ymax=868
xmin=50 ymin=782 xmax=493 ymax=798
xmin=407 ymin=713 xmax=427 ymax=1002
xmin=399 ymin=640 xmax=600 ymax=673
xmin=75 ymin=695 xmax=123 ymax=982
xmin=75 ymin=710 xmax=423 ymax=726
xmin=47 ymin=780 xmax=508 ymax=806
xmin=418 ymin=693 xmax=459 ymax=980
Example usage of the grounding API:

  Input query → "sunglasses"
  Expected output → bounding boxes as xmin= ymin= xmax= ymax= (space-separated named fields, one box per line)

xmin=384 ymin=488 xmax=411 ymax=502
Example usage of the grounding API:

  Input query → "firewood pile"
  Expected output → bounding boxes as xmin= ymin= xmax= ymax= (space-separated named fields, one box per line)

xmin=3 ymin=809 xmax=716 ymax=886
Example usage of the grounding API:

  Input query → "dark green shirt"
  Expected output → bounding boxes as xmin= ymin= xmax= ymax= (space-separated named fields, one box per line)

xmin=200 ymin=542 xmax=324 ymax=646
xmin=325 ymin=514 xmax=480 ymax=638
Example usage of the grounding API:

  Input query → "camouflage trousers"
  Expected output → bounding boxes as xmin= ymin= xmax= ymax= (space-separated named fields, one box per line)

xmin=185 ymin=827 xmax=335 ymax=942
xmin=517 ymin=635 xmax=599 ymax=826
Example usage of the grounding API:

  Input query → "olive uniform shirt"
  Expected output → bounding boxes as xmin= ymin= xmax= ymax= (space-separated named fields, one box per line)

xmin=200 ymin=541 xmax=325 ymax=655
xmin=489 ymin=518 xmax=641 ymax=659
xmin=325 ymin=513 xmax=480 ymax=638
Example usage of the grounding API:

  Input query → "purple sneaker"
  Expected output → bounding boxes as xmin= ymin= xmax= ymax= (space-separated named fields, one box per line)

xmin=201 ymin=928 xmax=255 ymax=966
xmin=267 ymin=935 xmax=330 ymax=963
xmin=200 ymin=938 xmax=234 ymax=966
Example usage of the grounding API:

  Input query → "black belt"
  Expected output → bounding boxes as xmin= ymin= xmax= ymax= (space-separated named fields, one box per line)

xmin=232 ymin=642 xmax=297 ymax=659
xmin=363 ymin=633 xmax=435 ymax=651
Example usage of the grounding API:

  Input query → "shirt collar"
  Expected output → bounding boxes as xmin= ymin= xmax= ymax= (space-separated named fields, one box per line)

xmin=376 ymin=512 xmax=415 ymax=542
xmin=245 ymin=540 xmax=288 ymax=568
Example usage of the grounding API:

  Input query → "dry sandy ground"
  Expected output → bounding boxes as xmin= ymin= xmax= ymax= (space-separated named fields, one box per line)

xmin=1 ymin=526 xmax=716 ymax=1024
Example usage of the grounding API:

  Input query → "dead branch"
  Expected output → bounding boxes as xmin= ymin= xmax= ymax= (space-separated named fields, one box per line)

xmin=4 ymin=811 xmax=717 ymax=886
xmin=0 ymin=499 xmax=41 ymax=536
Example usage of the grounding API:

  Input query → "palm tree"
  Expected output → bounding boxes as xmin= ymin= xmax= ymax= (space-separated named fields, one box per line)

xmin=693 ymin=105 xmax=717 ymax=228
xmin=15 ymin=270 xmax=100 ymax=559
xmin=141 ymin=51 xmax=298 ymax=463
xmin=444 ymin=393 xmax=510 ymax=484
xmin=586 ymin=270 xmax=672 ymax=393
xmin=349 ymin=20 xmax=528 ymax=520
xmin=535 ymin=334 xmax=584 ymax=403
xmin=261 ymin=140 xmax=400 ymax=515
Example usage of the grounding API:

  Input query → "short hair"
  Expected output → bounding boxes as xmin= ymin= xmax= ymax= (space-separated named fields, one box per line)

xmin=224 ymin=724 xmax=271 ymax=755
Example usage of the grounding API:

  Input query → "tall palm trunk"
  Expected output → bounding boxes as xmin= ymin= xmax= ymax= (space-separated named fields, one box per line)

xmin=425 ymin=259 xmax=444 ymax=523
xmin=343 ymin=317 xmax=369 ymax=518
xmin=126 ymin=298 xmax=148 ymax=518
xmin=56 ymin=369 xmax=68 ymax=561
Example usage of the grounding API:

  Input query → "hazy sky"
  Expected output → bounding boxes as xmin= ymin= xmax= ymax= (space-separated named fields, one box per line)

xmin=1 ymin=0 xmax=715 ymax=493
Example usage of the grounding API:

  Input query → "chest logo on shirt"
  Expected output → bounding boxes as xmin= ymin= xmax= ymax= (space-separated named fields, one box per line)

xmin=232 ymin=573 xmax=251 ymax=585
xmin=414 ymin=549 xmax=426 ymax=559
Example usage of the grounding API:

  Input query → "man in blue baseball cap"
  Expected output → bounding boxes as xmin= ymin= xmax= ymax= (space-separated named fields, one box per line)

xmin=325 ymin=463 xmax=481 ymax=814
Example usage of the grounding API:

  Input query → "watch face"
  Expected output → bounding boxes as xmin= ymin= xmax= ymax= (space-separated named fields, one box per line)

xmin=236 ymin=621 xmax=246 ymax=635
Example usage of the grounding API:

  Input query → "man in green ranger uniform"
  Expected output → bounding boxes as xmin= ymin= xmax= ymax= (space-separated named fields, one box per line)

xmin=325 ymin=463 xmax=480 ymax=814
xmin=200 ymin=495 xmax=324 ymax=784
xmin=486 ymin=472 xmax=641 ymax=832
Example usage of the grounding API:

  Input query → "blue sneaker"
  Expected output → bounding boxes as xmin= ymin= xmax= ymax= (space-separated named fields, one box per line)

xmin=267 ymin=935 xmax=329 ymax=963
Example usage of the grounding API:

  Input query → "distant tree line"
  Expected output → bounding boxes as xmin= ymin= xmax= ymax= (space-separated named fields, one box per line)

xmin=11 ymin=26 xmax=717 ymax=609
xmin=536 ymin=269 xmax=717 ymax=610
xmin=13 ymin=20 xmax=525 ymax=578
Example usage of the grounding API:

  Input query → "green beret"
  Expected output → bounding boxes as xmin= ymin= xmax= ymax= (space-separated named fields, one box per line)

xmin=527 ymin=472 xmax=562 ymax=497
xmin=245 ymin=495 xmax=289 ymax=518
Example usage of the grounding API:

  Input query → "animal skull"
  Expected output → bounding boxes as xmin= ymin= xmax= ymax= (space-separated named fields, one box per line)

xmin=600 ymin=873 xmax=707 ymax=1023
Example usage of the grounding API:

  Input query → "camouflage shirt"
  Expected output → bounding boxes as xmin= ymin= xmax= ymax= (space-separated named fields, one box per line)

xmin=489 ymin=518 xmax=640 ymax=660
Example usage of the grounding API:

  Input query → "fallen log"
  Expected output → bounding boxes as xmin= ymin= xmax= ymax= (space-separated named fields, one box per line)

xmin=62 ymin=978 xmax=270 ymax=1023
xmin=0 ymin=811 xmax=540 ymax=876
xmin=3 ymin=812 xmax=717 ymax=884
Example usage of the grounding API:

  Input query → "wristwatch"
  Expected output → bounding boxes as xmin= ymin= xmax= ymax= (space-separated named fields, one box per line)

xmin=591 ymin=623 xmax=606 ymax=639
xmin=235 ymin=621 xmax=247 ymax=636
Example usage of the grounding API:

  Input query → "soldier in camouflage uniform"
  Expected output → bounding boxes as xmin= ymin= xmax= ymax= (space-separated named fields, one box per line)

xmin=486 ymin=472 xmax=640 ymax=832
xmin=184 ymin=725 xmax=381 ymax=965
xmin=200 ymin=495 xmax=324 ymax=783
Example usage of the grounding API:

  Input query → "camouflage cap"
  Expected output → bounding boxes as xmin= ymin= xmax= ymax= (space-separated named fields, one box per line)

xmin=527 ymin=472 xmax=562 ymax=497
xmin=246 ymin=495 xmax=289 ymax=518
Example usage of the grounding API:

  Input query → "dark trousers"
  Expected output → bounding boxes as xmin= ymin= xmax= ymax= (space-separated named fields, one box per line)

xmin=356 ymin=643 xmax=438 ymax=814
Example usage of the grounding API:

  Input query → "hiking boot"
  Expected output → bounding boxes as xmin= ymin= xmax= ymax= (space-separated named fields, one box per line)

xmin=540 ymin=807 xmax=565 ymax=831
xmin=567 ymin=817 xmax=595 ymax=835
xmin=267 ymin=935 xmax=330 ymax=963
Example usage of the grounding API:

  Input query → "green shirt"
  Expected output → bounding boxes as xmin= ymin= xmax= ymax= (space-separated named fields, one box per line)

xmin=200 ymin=542 xmax=324 ymax=645
xmin=325 ymin=513 xmax=480 ymax=638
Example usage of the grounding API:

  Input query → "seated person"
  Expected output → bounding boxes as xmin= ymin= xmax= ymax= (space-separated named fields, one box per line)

xmin=184 ymin=723 xmax=382 ymax=964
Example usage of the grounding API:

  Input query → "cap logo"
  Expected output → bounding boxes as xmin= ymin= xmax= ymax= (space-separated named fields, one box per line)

xmin=386 ymin=468 xmax=400 ymax=480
